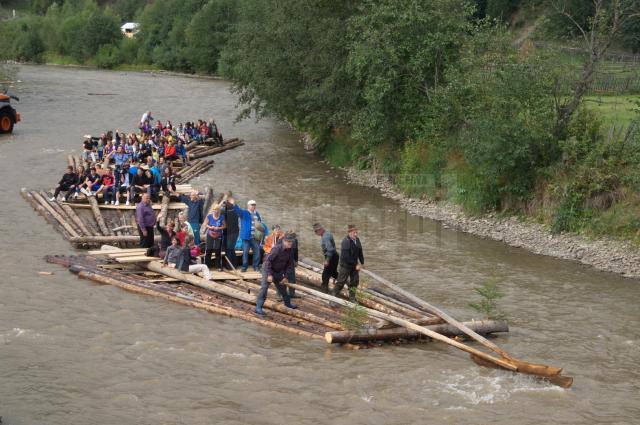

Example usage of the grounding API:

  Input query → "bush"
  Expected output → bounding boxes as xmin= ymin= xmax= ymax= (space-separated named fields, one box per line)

xmin=12 ymin=19 xmax=46 ymax=62
xmin=94 ymin=43 xmax=121 ymax=69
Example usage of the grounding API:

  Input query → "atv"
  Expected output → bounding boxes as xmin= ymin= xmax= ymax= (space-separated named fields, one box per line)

xmin=0 ymin=91 xmax=20 ymax=134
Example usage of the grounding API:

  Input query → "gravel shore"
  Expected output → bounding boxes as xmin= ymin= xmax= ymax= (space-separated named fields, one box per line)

xmin=344 ymin=167 xmax=640 ymax=280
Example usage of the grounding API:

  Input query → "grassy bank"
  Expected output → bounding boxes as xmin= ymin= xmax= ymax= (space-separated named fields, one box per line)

xmin=319 ymin=108 xmax=640 ymax=246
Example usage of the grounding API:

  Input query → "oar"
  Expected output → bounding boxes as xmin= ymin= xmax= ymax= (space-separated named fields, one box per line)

xmin=357 ymin=264 xmax=563 ymax=378
xmin=282 ymin=279 xmax=517 ymax=370
xmin=299 ymin=257 xmax=564 ymax=379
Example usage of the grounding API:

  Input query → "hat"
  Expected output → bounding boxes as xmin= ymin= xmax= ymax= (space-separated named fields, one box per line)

xmin=284 ymin=232 xmax=297 ymax=242
xmin=347 ymin=224 xmax=358 ymax=232
xmin=247 ymin=200 xmax=257 ymax=205
xmin=84 ymin=134 xmax=91 ymax=139
xmin=312 ymin=223 xmax=323 ymax=231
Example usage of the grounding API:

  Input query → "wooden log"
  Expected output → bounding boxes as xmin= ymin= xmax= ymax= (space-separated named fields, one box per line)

xmin=80 ymin=211 xmax=101 ymax=236
xmin=70 ymin=266 xmax=321 ymax=339
xmin=65 ymin=202 xmax=187 ymax=210
xmin=115 ymin=256 xmax=162 ymax=263
xmin=61 ymin=204 xmax=91 ymax=236
xmin=69 ymin=235 xmax=159 ymax=244
xmin=87 ymin=195 xmax=111 ymax=236
xmin=284 ymin=280 xmax=518 ymax=371
xmin=89 ymin=248 xmax=146 ymax=255
xmin=146 ymin=261 xmax=342 ymax=330
xmin=41 ymin=191 xmax=85 ymax=236
xmin=21 ymin=189 xmax=71 ymax=239
xmin=356 ymin=265 xmax=566 ymax=380
xmin=31 ymin=191 xmax=80 ymax=238
xmin=325 ymin=320 xmax=509 ymax=344
xmin=189 ymin=140 xmax=244 ymax=160
xmin=176 ymin=161 xmax=212 ymax=183
xmin=130 ymin=215 xmax=140 ymax=237
xmin=202 ymin=187 xmax=214 ymax=221
xmin=295 ymin=264 xmax=429 ymax=320
xmin=159 ymin=194 xmax=171 ymax=228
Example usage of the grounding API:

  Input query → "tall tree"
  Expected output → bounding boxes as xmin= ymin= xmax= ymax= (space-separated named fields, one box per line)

xmin=552 ymin=0 xmax=640 ymax=139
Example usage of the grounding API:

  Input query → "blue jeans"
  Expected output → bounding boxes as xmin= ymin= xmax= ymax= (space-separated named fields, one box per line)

xmin=191 ymin=222 xmax=201 ymax=246
xmin=242 ymin=238 xmax=260 ymax=271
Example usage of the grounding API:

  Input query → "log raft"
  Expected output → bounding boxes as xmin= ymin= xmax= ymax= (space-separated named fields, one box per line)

xmin=25 ymin=134 xmax=573 ymax=387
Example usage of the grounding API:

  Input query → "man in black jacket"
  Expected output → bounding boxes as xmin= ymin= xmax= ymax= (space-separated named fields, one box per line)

xmin=222 ymin=191 xmax=240 ymax=268
xmin=50 ymin=166 xmax=78 ymax=201
xmin=254 ymin=233 xmax=298 ymax=317
xmin=333 ymin=224 xmax=364 ymax=302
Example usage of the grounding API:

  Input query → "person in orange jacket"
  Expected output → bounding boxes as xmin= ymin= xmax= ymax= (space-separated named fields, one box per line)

xmin=263 ymin=224 xmax=283 ymax=256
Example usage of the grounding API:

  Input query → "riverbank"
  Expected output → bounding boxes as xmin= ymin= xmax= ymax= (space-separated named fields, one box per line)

xmin=343 ymin=167 xmax=640 ymax=280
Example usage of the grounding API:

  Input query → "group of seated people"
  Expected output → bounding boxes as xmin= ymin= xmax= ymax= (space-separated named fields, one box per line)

xmin=138 ymin=111 xmax=223 ymax=146
xmin=50 ymin=156 xmax=177 ymax=205
xmin=51 ymin=113 xmax=223 ymax=204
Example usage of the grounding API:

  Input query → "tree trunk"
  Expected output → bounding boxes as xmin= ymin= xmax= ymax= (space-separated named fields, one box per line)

xmin=146 ymin=261 xmax=343 ymax=330
xmin=325 ymin=320 xmax=509 ymax=344
xmin=87 ymin=195 xmax=111 ymax=235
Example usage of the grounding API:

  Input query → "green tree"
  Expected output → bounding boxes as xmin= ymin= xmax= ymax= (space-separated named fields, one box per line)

xmin=12 ymin=18 xmax=46 ymax=62
xmin=185 ymin=0 xmax=238 ymax=74
xmin=220 ymin=0 xmax=360 ymax=131
xmin=345 ymin=0 xmax=474 ymax=150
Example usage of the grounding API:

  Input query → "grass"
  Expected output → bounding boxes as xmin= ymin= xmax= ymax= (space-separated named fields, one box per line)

xmin=319 ymin=131 xmax=353 ymax=167
xmin=584 ymin=95 xmax=639 ymax=129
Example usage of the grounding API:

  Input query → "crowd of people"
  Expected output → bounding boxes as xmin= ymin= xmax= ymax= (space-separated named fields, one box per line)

xmin=50 ymin=111 xmax=367 ymax=319
xmin=142 ymin=188 xmax=365 ymax=317
xmin=50 ymin=111 xmax=223 ymax=205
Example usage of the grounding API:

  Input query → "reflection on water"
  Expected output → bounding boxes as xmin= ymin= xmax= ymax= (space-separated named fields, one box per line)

xmin=0 ymin=65 xmax=639 ymax=425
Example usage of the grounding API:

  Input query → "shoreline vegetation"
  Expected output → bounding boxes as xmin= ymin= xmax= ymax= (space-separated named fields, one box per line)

xmin=343 ymin=164 xmax=640 ymax=279
xmin=3 ymin=1 xmax=640 ymax=278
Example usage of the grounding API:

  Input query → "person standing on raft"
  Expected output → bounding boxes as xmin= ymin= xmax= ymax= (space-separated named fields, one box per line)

xmin=333 ymin=224 xmax=364 ymax=302
xmin=179 ymin=190 xmax=205 ymax=246
xmin=254 ymin=232 xmax=298 ymax=317
xmin=135 ymin=193 xmax=156 ymax=249
xmin=312 ymin=223 xmax=339 ymax=294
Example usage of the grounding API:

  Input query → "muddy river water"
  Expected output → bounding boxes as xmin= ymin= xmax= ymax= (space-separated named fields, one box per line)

xmin=0 ymin=65 xmax=638 ymax=424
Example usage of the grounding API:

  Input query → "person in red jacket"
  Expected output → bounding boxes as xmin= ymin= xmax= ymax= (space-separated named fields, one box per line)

xmin=100 ymin=167 xmax=116 ymax=204
xmin=164 ymin=140 xmax=178 ymax=161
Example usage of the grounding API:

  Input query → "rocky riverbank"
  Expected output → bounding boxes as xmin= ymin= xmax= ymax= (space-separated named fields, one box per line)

xmin=344 ymin=168 xmax=640 ymax=280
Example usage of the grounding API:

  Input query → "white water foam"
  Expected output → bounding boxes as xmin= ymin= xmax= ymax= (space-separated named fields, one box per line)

xmin=0 ymin=328 xmax=42 ymax=344
xmin=435 ymin=368 xmax=564 ymax=406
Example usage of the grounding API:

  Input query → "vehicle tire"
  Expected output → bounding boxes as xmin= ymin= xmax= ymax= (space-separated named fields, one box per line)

xmin=0 ymin=109 xmax=14 ymax=134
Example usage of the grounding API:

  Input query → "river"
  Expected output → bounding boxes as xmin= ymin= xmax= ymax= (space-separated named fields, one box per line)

xmin=0 ymin=65 xmax=638 ymax=425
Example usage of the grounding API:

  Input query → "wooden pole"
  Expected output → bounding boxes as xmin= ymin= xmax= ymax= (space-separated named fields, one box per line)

xmin=31 ymin=191 xmax=80 ymax=238
xmin=70 ymin=266 xmax=321 ymax=339
xmin=87 ymin=195 xmax=111 ymax=236
xmin=325 ymin=320 xmax=509 ymax=344
xmin=284 ymin=280 xmax=519 ymax=370
xmin=146 ymin=261 xmax=341 ymax=330
xmin=159 ymin=194 xmax=171 ymax=228
xmin=41 ymin=191 xmax=85 ymax=236
xmin=61 ymin=204 xmax=91 ymax=236
xmin=21 ymin=189 xmax=71 ymax=239
xmin=354 ymin=264 xmax=565 ymax=379
xmin=189 ymin=140 xmax=244 ymax=160
xmin=69 ymin=235 xmax=160 ymax=244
